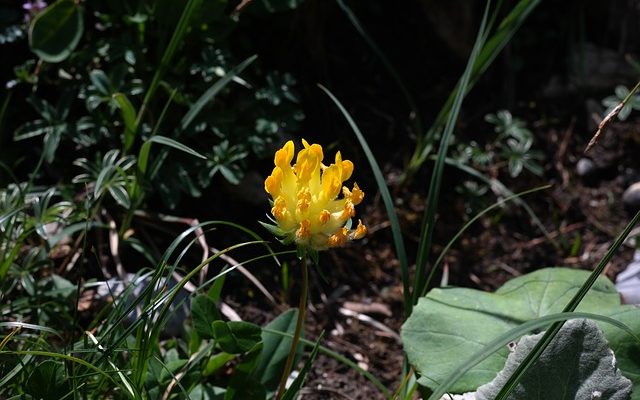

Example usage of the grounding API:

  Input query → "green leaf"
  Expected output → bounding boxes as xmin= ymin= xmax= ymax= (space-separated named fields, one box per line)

xmin=212 ymin=321 xmax=262 ymax=354
xmin=94 ymin=164 xmax=115 ymax=199
xmin=112 ymin=93 xmax=138 ymax=152
xmin=14 ymin=119 xmax=50 ymax=140
xmin=108 ymin=185 xmax=131 ymax=209
xmin=425 ymin=311 xmax=640 ymax=400
xmin=616 ymin=85 xmax=630 ymax=99
xmin=208 ymin=268 xmax=227 ymax=304
xmin=28 ymin=0 xmax=84 ymax=63
xmin=146 ymin=136 xmax=207 ymax=160
xmin=43 ymin=126 xmax=63 ymax=163
xmin=258 ymin=220 xmax=287 ymax=237
xmin=191 ymin=295 xmax=222 ymax=339
xmin=254 ymin=309 xmax=301 ymax=391
xmin=476 ymin=319 xmax=632 ymax=400
xmin=25 ymin=360 xmax=70 ymax=399
xmin=204 ymin=352 xmax=236 ymax=376
xmin=402 ymin=268 xmax=640 ymax=394
xmin=89 ymin=69 xmax=112 ymax=95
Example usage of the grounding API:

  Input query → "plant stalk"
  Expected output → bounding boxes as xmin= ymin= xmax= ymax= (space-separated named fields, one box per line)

xmin=275 ymin=256 xmax=308 ymax=400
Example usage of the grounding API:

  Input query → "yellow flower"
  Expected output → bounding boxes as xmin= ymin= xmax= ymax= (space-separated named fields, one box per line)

xmin=263 ymin=139 xmax=367 ymax=251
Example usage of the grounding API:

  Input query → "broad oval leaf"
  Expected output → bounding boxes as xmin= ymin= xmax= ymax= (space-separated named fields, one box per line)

xmin=402 ymin=268 xmax=640 ymax=395
xmin=25 ymin=360 xmax=70 ymax=399
xmin=212 ymin=320 xmax=262 ymax=354
xmin=254 ymin=309 xmax=301 ymax=391
xmin=28 ymin=0 xmax=84 ymax=63
xmin=191 ymin=295 xmax=222 ymax=340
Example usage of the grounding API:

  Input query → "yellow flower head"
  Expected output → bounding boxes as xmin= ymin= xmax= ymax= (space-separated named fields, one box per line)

xmin=263 ymin=139 xmax=367 ymax=251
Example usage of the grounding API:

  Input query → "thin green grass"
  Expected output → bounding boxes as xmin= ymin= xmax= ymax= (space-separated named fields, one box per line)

xmin=135 ymin=0 xmax=203 ymax=128
xmin=318 ymin=84 xmax=411 ymax=318
xmin=425 ymin=185 xmax=550 ymax=296
xmin=405 ymin=0 xmax=542 ymax=182
xmin=413 ymin=0 xmax=493 ymax=308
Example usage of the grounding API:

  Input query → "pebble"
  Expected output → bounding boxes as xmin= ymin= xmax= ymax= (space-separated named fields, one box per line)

xmin=576 ymin=158 xmax=597 ymax=178
xmin=622 ymin=182 xmax=640 ymax=212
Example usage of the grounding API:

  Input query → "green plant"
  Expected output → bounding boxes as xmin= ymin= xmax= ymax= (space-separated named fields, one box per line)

xmin=402 ymin=268 xmax=640 ymax=395
xmin=483 ymin=110 xmax=544 ymax=177
xmin=5 ymin=0 xmax=304 ymax=212
xmin=451 ymin=110 xmax=544 ymax=216
xmin=403 ymin=0 xmax=542 ymax=183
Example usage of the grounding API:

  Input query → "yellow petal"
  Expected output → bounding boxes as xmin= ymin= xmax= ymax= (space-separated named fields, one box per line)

xmin=264 ymin=167 xmax=283 ymax=196
xmin=350 ymin=183 xmax=364 ymax=205
xmin=271 ymin=196 xmax=288 ymax=220
xmin=351 ymin=219 xmax=367 ymax=240
xmin=321 ymin=164 xmax=342 ymax=200
xmin=340 ymin=200 xmax=355 ymax=220
xmin=327 ymin=227 xmax=348 ymax=247
xmin=296 ymin=187 xmax=312 ymax=214
xmin=275 ymin=140 xmax=295 ymax=167
xmin=341 ymin=160 xmax=353 ymax=181
xmin=295 ymin=146 xmax=321 ymax=182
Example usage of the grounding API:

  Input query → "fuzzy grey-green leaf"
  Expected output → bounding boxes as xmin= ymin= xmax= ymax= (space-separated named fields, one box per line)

xmin=476 ymin=319 xmax=632 ymax=400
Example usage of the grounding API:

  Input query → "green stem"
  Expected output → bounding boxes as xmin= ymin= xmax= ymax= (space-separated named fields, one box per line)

xmin=275 ymin=257 xmax=308 ymax=400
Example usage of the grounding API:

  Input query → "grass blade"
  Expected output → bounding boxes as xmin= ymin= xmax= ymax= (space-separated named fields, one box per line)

xmin=405 ymin=0 xmax=541 ymax=181
xmin=441 ymin=156 xmax=556 ymax=247
xmin=413 ymin=0 xmax=493 ymax=306
xmin=0 ymin=322 xmax=63 ymax=339
xmin=0 ymin=350 xmax=126 ymax=393
xmin=135 ymin=0 xmax=203 ymax=128
xmin=180 ymin=54 xmax=258 ymax=131
xmin=318 ymin=84 xmax=411 ymax=318
xmin=145 ymin=136 xmax=207 ymax=160
xmin=424 ymin=185 xmax=550 ymax=296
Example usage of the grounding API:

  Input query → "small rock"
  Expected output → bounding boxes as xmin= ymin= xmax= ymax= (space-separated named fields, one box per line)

xmin=576 ymin=158 xmax=597 ymax=178
xmin=576 ymin=156 xmax=618 ymax=186
xmin=622 ymin=182 xmax=640 ymax=213
xmin=615 ymin=250 xmax=640 ymax=304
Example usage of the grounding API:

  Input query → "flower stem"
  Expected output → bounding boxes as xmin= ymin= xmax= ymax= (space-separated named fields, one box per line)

xmin=274 ymin=256 xmax=308 ymax=400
